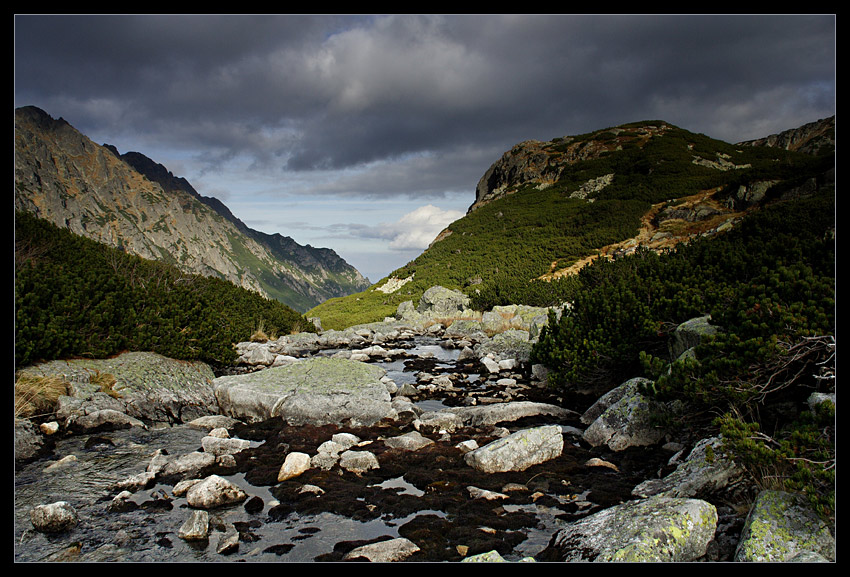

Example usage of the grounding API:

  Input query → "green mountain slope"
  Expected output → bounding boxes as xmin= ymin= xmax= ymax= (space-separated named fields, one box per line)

xmin=15 ymin=211 xmax=310 ymax=368
xmin=309 ymin=119 xmax=834 ymax=330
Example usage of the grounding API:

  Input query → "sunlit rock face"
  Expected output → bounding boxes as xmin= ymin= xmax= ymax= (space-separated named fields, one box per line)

xmin=14 ymin=105 xmax=371 ymax=311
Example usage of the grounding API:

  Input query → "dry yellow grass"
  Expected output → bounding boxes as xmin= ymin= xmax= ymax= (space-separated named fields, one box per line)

xmin=90 ymin=370 xmax=121 ymax=399
xmin=14 ymin=372 xmax=69 ymax=419
xmin=250 ymin=318 xmax=273 ymax=342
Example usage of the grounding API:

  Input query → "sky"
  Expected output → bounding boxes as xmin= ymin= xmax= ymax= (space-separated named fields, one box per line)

xmin=14 ymin=14 xmax=836 ymax=283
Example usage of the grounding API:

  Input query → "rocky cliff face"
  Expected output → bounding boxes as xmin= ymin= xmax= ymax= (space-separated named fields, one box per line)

xmin=469 ymin=117 xmax=834 ymax=214
xmin=737 ymin=115 xmax=835 ymax=156
xmin=14 ymin=106 xmax=371 ymax=312
xmin=469 ymin=123 xmax=672 ymax=212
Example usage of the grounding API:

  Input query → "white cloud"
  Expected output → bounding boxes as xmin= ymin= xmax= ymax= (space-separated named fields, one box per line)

xmin=385 ymin=204 xmax=464 ymax=250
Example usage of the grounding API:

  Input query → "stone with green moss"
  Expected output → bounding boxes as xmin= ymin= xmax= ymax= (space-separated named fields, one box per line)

xmin=28 ymin=351 xmax=217 ymax=425
xmin=734 ymin=490 xmax=835 ymax=562
xmin=632 ymin=436 xmax=745 ymax=498
xmin=581 ymin=378 xmax=668 ymax=451
xmin=669 ymin=315 xmax=718 ymax=359
xmin=542 ymin=495 xmax=718 ymax=562
xmin=462 ymin=550 xmax=507 ymax=562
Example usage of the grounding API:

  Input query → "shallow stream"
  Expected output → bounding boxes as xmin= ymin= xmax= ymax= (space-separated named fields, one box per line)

xmin=14 ymin=336 xmax=667 ymax=562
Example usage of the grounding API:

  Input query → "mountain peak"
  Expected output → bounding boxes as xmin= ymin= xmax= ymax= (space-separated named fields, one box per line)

xmin=14 ymin=106 xmax=371 ymax=312
xmin=470 ymin=121 xmax=675 ymax=212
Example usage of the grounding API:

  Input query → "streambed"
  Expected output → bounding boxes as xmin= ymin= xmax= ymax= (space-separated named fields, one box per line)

xmin=14 ymin=336 xmax=672 ymax=562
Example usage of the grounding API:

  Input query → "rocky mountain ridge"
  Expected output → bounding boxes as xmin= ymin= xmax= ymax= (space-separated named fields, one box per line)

xmin=463 ymin=117 xmax=836 ymax=281
xmin=469 ymin=122 xmax=672 ymax=212
xmin=736 ymin=115 xmax=835 ymax=156
xmin=14 ymin=106 xmax=371 ymax=312
xmin=468 ymin=117 xmax=834 ymax=213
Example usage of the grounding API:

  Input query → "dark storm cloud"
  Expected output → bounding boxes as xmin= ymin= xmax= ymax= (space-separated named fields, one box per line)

xmin=14 ymin=14 xmax=835 ymax=194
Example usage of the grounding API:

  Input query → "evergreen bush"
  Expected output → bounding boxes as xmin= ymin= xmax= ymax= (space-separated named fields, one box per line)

xmin=15 ymin=212 xmax=311 ymax=367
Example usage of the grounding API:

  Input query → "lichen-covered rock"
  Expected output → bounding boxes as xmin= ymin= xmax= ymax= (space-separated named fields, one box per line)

xmin=213 ymin=357 xmax=392 ymax=426
xmin=444 ymin=319 xmax=487 ymax=341
xmin=581 ymin=377 xmax=652 ymax=425
xmin=339 ymin=450 xmax=380 ymax=474
xmin=632 ymin=436 xmax=746 ymax=498
xmin=476 ymin=329 xmax=534 ymax=362
xmin=462 ymin=550 xmax=508 ymax=562
xmin=669 ymin=316 xmax=718 ymax=359
xmin=582 ymin=379 xmax=668 ymax=451
xmin=178 ymin=510 xmax=210 ymax=541
xmin=541 ymin=495 xmax=718 ymax=562
xmin=383 ymin=431 xmax=435 ymax=452
xmin=464 ymin=425 xmax=563 ymax=473
xmin=31 ymin=351 xmax=217 ymax=426
xmin=416 ymin=286 xmax=471 ymax=318
xmin=447 ymin=401 xmax=576 ymax=428
xmin=342 ymin=537 xmax=420 ymax=562
xmin=734 ymin=490 xmax=835 ymax=562
xmin=414 ymin=410 xmax=464 ymax=434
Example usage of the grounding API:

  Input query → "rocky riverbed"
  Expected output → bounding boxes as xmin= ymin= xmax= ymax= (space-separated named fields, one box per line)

xmin=14 ymin=289 xmax=836 ymax=563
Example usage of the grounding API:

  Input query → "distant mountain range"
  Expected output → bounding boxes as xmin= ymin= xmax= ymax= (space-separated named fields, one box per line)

xmin=14 ymin=106 xmax=372 ymax=312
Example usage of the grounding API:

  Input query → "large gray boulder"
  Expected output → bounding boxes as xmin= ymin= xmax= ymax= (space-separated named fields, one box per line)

xmin=417 ymin=286 xmax=471 ymax=317
xmin=669 ymin=316 xmax=718 ymax=359
xmin=581 ymin=378 xmax=668 ymax=451
xmin=542 ymin=495 xmax=718 ymax=562
xmin=213 ymin=357 xmax=392 ymax=426
xmin=483 ymin=304 xmax=550 ymax=336
xmin=632 ymin=436 xmax=746 ymax=499
xmin=734 ymin=490 xmax=835 ymax=562
xmin=447 ymin=401 xmax=577 ymax=428
xmin=444 ymin=319 xmax=488 ymax=341
xmin=464 ymin=425 xmax=563 ymax=473
xmin=475 ymin=329 xmax=534 ymax=362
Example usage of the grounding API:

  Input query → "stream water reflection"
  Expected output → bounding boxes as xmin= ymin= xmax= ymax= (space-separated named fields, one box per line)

xmin=15 ymin=335 xmax=606 ymax=562
xmin=13 ymin=337 xmax=472 ymax=562
xmin=14 ymin=423 xmax=456 ymax=562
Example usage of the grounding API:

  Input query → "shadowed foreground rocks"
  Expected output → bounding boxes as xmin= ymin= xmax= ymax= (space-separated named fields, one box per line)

xmin=15 ymin=298 xmax=835 ymax=562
